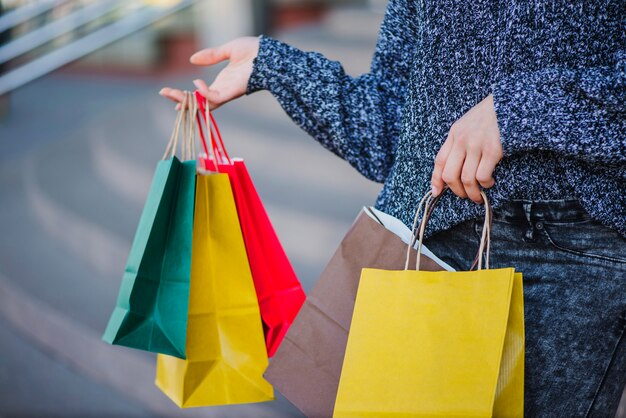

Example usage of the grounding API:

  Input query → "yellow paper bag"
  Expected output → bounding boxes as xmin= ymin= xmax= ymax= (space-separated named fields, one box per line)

xmin=334 ymin=190 xmax=524 ymax=418
xmin=155 ymin=173 xmax=274 ymax=407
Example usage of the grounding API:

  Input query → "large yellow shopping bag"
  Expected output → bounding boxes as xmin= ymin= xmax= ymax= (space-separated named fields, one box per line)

xmin=155 ymin=171 xmax=274 ymax=407
xmin=334 ymin=190 xmax=524 ymax=418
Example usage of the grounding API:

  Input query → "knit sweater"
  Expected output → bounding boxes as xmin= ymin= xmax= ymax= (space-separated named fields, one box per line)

xmin=247 ymin=0 xmax=626 ymax=238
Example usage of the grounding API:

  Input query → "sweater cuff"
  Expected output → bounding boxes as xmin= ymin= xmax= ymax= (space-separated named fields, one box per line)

xmin=492 ymin=68 xmax=571 ymax=158
xmin=246 ymin=35 xmax=302 ymax=95
xmin=491 ymin=75 xmax=532 ymax=158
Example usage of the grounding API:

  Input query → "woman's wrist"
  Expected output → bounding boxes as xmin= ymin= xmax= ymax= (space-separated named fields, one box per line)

xmin=246 ymin=35 xmax=272 ymax=94
xmin=246 ymin=36 xmax=307 ymax=95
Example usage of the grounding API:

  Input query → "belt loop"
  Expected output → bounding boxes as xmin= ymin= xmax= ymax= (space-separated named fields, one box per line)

xmin=522 ymin=202 xmax=533 ymax=225
xmin=522 ymin=202 xmax=535 ymax=241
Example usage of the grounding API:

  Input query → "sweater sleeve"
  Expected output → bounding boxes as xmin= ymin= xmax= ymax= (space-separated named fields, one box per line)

xmin=492 ymin=51 xmax=626 ymax=166
xmin=246 ymin=0 xmax=417 ymax=182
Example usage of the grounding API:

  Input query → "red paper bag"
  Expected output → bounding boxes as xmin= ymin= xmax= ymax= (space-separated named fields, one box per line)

xmin=195 ymin=91 xmax=306 ymax=357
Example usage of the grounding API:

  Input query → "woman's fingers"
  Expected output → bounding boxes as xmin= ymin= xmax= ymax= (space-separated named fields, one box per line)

xmin=190 ymin=44 xmax=230 ymax=66
xmin=159 ymin=87 xmax=185 ymax=104
xmin=431 ymin=94 xmax=503 ymax=203
xmin=160 ymin=37 xmax=260 ymax=110
xmin=431 ymin=134 xmax=454 ymax=196
xmin=460 ymin=150 xmax=483 ymax=203
xmin=159 ymin=82 xmax=223 ymax=111
xmin=476 ymin=154 xmax=497 ymax=189
xmin=432 ymin=143 xmax=496 ymax=202
xmin=194 ymin=64 xmax=250 ymax=110
xmin=192 ymin=79 xmax=211 ymax=98
xmin=193 ymin=78 xmax=224 ymax=110
xmin=441 ymin=145 xmax=468 ymax=199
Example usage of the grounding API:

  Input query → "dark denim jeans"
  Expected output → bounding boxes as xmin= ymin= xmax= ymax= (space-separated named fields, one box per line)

xmin=424 ymin=200 xmax=626 ymax=417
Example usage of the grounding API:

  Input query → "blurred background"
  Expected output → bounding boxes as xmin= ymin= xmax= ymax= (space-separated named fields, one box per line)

xmin=0 ymin=0 xmax=384 ymax=416
xmin=0 ymin=1 xmax=623 ymax=417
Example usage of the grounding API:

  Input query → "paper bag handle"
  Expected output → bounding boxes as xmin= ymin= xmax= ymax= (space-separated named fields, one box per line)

xmin=163 ymin=91 xmax=198 ymax=161
xmin=194 ymin=90 xmax=231 ymax=165
xmin=404 ymin=188 xmax=492 ymax=271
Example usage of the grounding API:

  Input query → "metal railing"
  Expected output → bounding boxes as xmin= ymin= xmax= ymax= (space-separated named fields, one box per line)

xmin=0 ymin=0 xmax=195 ymax=96
xmin=0 ymin=0 xmax=60 ymax=33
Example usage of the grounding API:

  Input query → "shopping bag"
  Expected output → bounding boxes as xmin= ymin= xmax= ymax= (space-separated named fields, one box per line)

xmin=334 ymin=190 xmax=525 ymax=418
xmin=265 ymin=208 xmax=446 ymax=418
xmin=155 ymin=171 xmax=274 ymax=407
xmin=102 ymin=95 xmax=197 ymax=358
xmin=195 ymin=91 xmax=306 ymax=357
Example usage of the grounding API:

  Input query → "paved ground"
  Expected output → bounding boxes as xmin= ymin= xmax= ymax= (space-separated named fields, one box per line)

xmin=0 ymin=7 xmax=384 ymax=417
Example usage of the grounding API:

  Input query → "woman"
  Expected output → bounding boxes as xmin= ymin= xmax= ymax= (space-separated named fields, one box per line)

xmin=160 ymin=1 xmax=625 ymax=415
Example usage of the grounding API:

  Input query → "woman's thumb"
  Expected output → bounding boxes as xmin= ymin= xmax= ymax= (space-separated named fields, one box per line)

xmin=193 ymin=79 xmax=224 ymax=109
xmin=190 ymin=45 xmax=229 ymax=66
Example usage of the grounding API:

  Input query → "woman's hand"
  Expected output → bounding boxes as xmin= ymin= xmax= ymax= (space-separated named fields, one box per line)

xmin=159 ymin=36 xmax=260 ymax=110
xmin=430 ymin=94 xmax=503 ymax=203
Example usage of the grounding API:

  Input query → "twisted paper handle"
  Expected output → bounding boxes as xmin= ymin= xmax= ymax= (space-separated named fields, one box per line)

xmin=162 ymin=91 xmax=199 ymax=161
xmin=405 ymin=188 xmax=492 ymax=271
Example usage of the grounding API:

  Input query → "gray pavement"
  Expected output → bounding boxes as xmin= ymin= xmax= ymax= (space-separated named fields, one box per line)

xmin=0 ymin=317 xmax=150 ymax=418
xmin=0 ymin=7 xmax=383 ymax=417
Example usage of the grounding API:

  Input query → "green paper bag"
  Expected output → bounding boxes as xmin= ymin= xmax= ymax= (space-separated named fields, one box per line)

xmin=103 ymin=157 xmax=196 ymax=358
xmin=103 ymin=92 xmax=199 ymax=358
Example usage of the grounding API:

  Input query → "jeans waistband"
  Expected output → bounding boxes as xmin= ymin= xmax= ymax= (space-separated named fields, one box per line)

xmin=493 ymin=199 xmax=590 ymax=223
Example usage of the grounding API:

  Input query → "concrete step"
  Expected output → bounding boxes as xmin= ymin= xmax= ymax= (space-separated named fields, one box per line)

xmin=0 ymin=316 xmax=151 ymax=418
xmin=0 ymin=157 xmax=124 ymax=333
xmin=0 ymin=73 xmax=165 ymax=161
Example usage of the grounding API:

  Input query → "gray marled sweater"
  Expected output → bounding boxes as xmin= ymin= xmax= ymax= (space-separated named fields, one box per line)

xmin=247 ymin=0 xmax=625 ymax=237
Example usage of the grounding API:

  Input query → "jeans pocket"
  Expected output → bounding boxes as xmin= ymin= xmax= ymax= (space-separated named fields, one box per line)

xmin=540 ymin=220 xmax=626 ymax=265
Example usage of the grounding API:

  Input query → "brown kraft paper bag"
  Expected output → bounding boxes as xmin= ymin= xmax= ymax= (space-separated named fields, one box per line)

xmin=264 ymin=209 xmax=444 ymax=418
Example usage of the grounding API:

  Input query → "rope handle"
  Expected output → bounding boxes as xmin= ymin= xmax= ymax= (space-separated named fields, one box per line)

xmin=183 ymin=91 xmax=198 ymax=161
xmin=162 ymin=91 xmax=199 ymax=161
xmin=194 ymin=90 xmax=231 ymax=165
xmin=193 ymin=99 xmax=219 ymax=170
xmin=404 ymin=187 xmax=492 ymax=271
xmin=163 ymin=92 xmax=188 ymax=160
